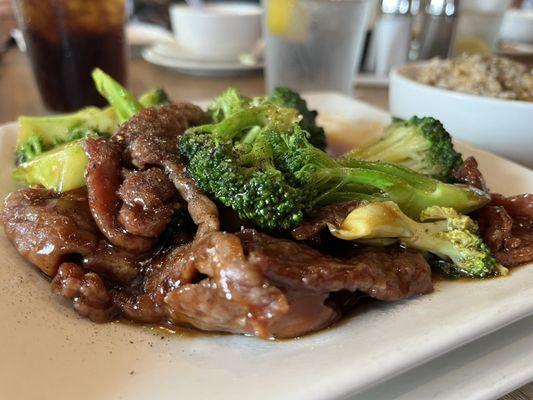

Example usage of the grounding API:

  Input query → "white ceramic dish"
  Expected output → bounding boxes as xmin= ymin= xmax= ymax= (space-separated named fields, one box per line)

xmin=1 ymin=93 xmax=532 ymax=400
xmin=499 ymin=9 xmax=533 ymax=44
xmin=127 ymin=22 xmax=174 ymax=58
xmin=353 ymin=314 xmax=533 ymax=400
xmin=169 ymin=3 xmax=261 ymax=61
xmin=389 ymin=63 xmax=533 ymax=169
xmin=142 ymin=42 xmax=262 ymax=76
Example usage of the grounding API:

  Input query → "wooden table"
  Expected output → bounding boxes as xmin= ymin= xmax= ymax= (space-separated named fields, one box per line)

xmin=0 ymin=49 xmax=388 ymax=121
xmin=0 ymin=48 xmax=531 ymax=400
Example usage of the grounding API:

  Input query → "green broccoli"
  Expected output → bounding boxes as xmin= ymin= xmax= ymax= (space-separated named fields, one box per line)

xmin=17 ymin=133 xmax=44 ymax=164
xmin=328 ymin=201 xmax=507 ymax=278
xmin=341 ymin=116 xmax=463 ymax=181
xmin=15 ymin=106 xmax=117 ymax=164
xmin=179 ymin=114 xmax=489 ymax=230
xmin=263 ymin=87 xmax=326 ymax=150
xmin=14 ymin=139 xmax=88 ymax=192
xmin=15 ymin=79 xmax=169 ymax=164
xmin=206 ymin=87 xmax=327 ymax=149
xmin=92 ymin=68 xmax=142 ymax=123
xmin=208 ymin=88 xmax=252 ymax=123
xmin=270 ymin=129 xmax=489 ymax=220
xmin=138 ymin=88 xmax=171 ymax=108
xmin=14 ymin=70 xmax=149 ymax=192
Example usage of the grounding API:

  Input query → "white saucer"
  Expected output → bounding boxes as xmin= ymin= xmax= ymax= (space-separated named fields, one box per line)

xmin=142 ymin=41 xmax=263 ymax=77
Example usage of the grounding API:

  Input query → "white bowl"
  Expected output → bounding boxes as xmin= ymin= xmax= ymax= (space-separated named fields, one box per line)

xmin=389 ymin=63 xmax=533 ymax=169
xmin=169 ymin=3 xmax=262 ymax=61
xmin=499 ymin=9 xmax=533 ymax=44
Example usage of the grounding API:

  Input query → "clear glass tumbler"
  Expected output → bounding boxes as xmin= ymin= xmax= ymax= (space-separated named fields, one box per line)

xmin=263 ymin=0 xmax=373 ymax=94
xmin=13 ymin=0 xmax=127 ymax=111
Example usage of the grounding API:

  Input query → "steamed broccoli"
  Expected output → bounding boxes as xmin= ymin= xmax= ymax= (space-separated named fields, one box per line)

xmin=14 ymin=70 xmax=151 ymax=192
xmin=92 ymin=68 xmax=142 ymax=123
xmin=179 ymin=113 xmax=489 ymax=230
xmin=15 ymin=77 xmax=170 ymax=164
xmin=206 ymin=87 xmax=327 ymax=150
xmin=14 ymin=139 xmax=88 ymax=192
xmin=181 ymin=128 xmax=306 ymax=230
xmin=264 ymin=87 xmax=326 ymax=150
xmin=208 ymin=88 xmax=252 ymax=123
xmin=15 ymin=107 xmax=117 ymax=164
xmin=270 ymin=130 xmax=489 ymax=220
xmin=329 ymin=201 xmax=507 ymax=278
xmin=341 ymin=116 xmax=463 ymax=181
xmin=138 ymin=88 xmax=171 ymax=108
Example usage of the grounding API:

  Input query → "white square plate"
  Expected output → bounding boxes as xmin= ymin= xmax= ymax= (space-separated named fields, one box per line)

xmin=0 ymin=93 xmax=532 ymax=400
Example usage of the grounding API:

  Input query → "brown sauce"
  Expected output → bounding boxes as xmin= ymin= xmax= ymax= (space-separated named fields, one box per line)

xmin=318 ymin=114 xmax=386 ymax=156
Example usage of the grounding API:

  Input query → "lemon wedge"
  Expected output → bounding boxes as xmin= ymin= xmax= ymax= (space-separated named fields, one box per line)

xmin=453 ymin=36 xmax=492 ymax=56
xmin=266 ymin=0 xmax=309 ymax=41
xmin=267 ymin=0 xmax=297 ymax=36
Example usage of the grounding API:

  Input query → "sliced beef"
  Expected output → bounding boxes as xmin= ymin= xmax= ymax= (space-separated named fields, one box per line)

xmin=110 ymin=102 xmax=218 ymax=238
xmin=84 ymin=138 xmax=154 ymax=252
xmin=2 ymin=188 xmax=99 ymax=276
xmin=452 ymin=156 xmax=487 ymax=191
xmin=239 ymin=229 xmax=433 ymax=301
xmin=83 ymin=240 xmax=141 ymax=285
xmin=117 ymin=168 xmax=177 ymax=238
xmin=118 ymin=168 xmax=176 ymax=209
xmin=164 ymin=232 xmax=288 ymax=338
xmin=477 ymin=193 xmax=533 ymax=267
xmin=113 ymin=103 xmax=208 ymax=168
xmin=52 ymin=263 xmax=117 ymax=322
xmin=114 ymin=231 xmax=290 ymax=338
xmin=2 ymin=187 xmax=142 ymax=282
xmin=164 ymin=160 xmax=220 ymax=237
xmin=490 ymin=193 xmax=533 ymax=223
xmin=292 ymin=201 xmax=362 ymax=241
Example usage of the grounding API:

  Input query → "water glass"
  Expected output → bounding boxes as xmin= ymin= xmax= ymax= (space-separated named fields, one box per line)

xmin=263 ymin=0 xmax=373 ymax=94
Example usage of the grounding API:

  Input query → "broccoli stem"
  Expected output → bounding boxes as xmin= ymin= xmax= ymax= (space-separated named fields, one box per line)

xmin=92 ymin=68 xmax=142 ymax=123
xmin=330 ymin=201 xmax=504 ymax=278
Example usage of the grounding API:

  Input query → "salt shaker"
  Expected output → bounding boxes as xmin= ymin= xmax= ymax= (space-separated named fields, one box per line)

xmin=418 ymin=0 xmax=460 ymax=59
xmin=365 ymin=0 xmax=416 ymax=76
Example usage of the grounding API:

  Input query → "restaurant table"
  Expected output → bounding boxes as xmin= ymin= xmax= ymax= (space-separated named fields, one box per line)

xmin=0 ymin=48 xmax=532 ymax=400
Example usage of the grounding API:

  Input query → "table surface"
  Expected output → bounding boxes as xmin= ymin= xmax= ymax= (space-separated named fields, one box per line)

xmin=0 ymin=48 xmax=531 ymax=400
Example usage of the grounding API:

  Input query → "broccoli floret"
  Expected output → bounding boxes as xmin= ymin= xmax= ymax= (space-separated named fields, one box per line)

xmin=341 ymin=116 xmax=463 ymax=181
xmin=138 ymin=88 xmax=171 ymax=108
xmin=16 ymin=133 xmax=44 ymax=164
xmin=264 ymin=87 xmax=327 ymax=150
xmin=15 ymin=84 xmax=168 ymax=165
xmin=270 ymin=129 xmax=489 ymax=220
xmin=329 ymin=201 xmax=507 ymax=278
xmin=180 ymin=112 xmax=489 ymax=230
xmin=206 ymin=87 xmax=327 ymax=149
xmin=208 ymin=88 xmax=252 ymax=123
xmin=14 ymin=139 xmax=88 ymax=192
xmin=180 ymin=108 xmax=306 ymax=230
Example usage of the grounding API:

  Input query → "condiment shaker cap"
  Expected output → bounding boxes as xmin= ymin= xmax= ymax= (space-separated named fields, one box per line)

xmin=426 ymin=0 xmax=460 ymax=16
xmin=381 ymin=0 xmax=413 ymax=15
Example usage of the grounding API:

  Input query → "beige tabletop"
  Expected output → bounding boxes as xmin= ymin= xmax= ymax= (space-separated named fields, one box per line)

xmin=0 ymin=48 xmax=532 ymax=400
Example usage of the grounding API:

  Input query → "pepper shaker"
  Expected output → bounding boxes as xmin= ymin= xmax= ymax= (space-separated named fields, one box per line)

xmin=418 ymin=0 xmax=460 ymax=59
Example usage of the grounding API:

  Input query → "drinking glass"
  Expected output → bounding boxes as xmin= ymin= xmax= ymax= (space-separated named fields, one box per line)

xmin=263 ymin=0 xmax=373 ymax=94
xmin=12 ymin=0 xmax=127 ymax=111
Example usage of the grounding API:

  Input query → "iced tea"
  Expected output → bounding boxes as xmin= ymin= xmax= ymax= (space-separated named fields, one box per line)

xmin=13 ymin=0 xmax=127 ymax=111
